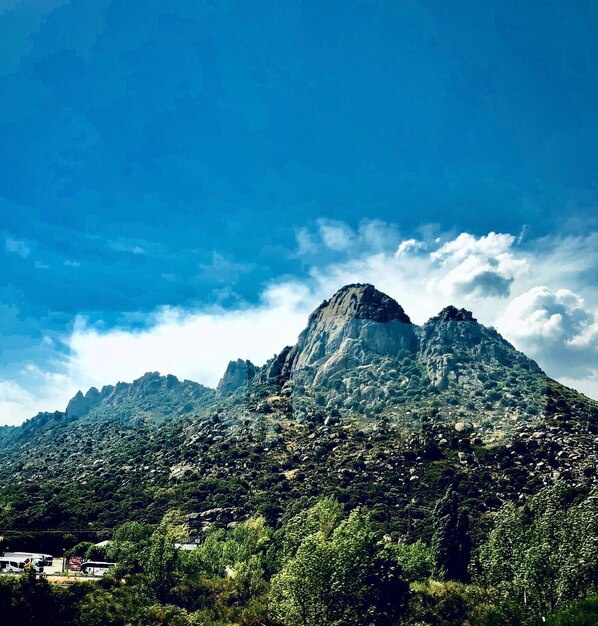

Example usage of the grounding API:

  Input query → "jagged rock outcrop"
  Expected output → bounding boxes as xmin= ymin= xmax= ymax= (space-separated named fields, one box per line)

xmin=66 ymin=387 xmax=102 ymax=419
xmin=243 ymin=284 xmax=548 ymax=431
xmin=430 ymin=305 xmax=477 ymax=322
xmin=257 ymin=346 xmax=294 ymax=385
xmin=418 ymin=306 xmax=540 ymax=389
xmin=60 ymin=372 xmax=216 ymax=427
xmin=217 ymin=359 xmax=258 ymax=395
xmin=264 ymin=284 xmax=417 ymax=388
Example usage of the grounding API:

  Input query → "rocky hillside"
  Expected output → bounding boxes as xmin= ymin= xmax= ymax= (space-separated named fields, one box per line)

xmin=222 ymin=284 xmax=548 ymax=442
xmin=0 ymin=283 xmax=596 ymax=551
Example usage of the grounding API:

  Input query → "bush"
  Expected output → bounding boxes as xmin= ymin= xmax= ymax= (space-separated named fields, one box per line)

xmin=407 ymin=580 xmax=522 ymax=626
xmin=547 ymin=595 xmax=598 ymax=626
xmin=390 ymin=539 xmax=435 ymax=582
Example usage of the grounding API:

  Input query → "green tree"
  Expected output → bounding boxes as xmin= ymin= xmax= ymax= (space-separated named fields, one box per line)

xmin=65 ymin=541 xmax=95 ymax=559
xmin=547 ymin=595 xmax=598 ymax=626
xmin=232 ymin=554 xmax=267 ymax=604
xmin=0 ymin=574 xmax=87 ymax=626
xmin=278 ymin=496 xmax=343 ymax=559
xmin=431 ymin=486 xmax=471 ymax=581
xmin=77 ymin=582 xmax=147 ymax=626
xmin=390 ymin=539 xmax=435 ymax=582
xmin=272 ymin=532 xmax=335 ymax=625
xmin=108 ymin=521 xmax=154 ymax=578
xmin=479 ymin=485 xmax=598 ymax=616
xmin=145 ymin=511 xmax=186 ymax=603
xmin=271 ymin=506 xmax=407 ymax=626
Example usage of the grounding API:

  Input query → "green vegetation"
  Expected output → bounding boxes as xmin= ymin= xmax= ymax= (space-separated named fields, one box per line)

xmin=271 ymin=505 xmax=407 ymax=626
xmin=1 ymin=487 xmax=596 ymax=625
xmin=478 ymin=483 xmax=598 ymax=615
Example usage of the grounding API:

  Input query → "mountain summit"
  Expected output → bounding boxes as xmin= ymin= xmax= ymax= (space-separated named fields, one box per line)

xmin=272 ymin=284 xmax=418 ymax=387
xmin=309 ymin=283 xmax=412 ymax=324
xmin=0 ymin=282 xmax=595 ymax=561
xmin=224 ymin=284 xmax=542 ymax=438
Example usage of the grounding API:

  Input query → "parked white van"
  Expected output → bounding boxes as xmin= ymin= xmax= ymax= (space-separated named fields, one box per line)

xmin=2 ymin=553 xmax=45 ymax=570
xmin=0 ymin=558 xmax=25 ymax=573
xmin=3 ymin=552 xmax=52 ymax=566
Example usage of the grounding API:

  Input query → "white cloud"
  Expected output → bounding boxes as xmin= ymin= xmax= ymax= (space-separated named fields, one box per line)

xmin=497 ymin=287 xmax=591 ymax=343
xmin=0 ymin=368 xmax=77 ymax=426
xmin=317 ymin=219 xmax=355 ymax=251
xmin=395 ymin=238 xmax=425 ymax=258
xmin=297 ymin=219 xmax=398 ymax=257
xmin=429 ymin=232 xmax=527 ymax=298
xmin=0 ymin=380 xmax=38 ymax=426
xmin=65 ymin=281 xmax=315 ymax=397
xmin=496 ymin=286 xmax=598 ymax=382
xmin=431 ymin=232 xmax=517 ymax=264
xmin=357 ymin=220 xmax=400 ymax=250
xmin=295 ymin=227 xmax=317 ymax=255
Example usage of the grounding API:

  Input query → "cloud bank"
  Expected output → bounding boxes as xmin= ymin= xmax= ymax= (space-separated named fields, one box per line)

xmin=496 ymin=286 xmax=598 ymax=396
xmin=430 ymin=232 xmax=527 ymax=298
xmin=2 ymin=224 xmax=597 ymax=425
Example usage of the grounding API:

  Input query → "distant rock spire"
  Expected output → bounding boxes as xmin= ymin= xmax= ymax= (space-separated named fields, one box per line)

xmin=217 ymin=359 xmax=258 ymax=395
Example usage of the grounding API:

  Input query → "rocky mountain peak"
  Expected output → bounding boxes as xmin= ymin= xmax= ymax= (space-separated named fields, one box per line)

xmin=431 ymin=305 xmax=477 ymax=322
xmin=419 ymin=304 xmax=540 ymax=390
xmin=240 ymin=283 xmax=546 ymax=431
xmin=62 ymin=372 xmax=214 ymax=426
xmin=262 ymin=284 xmax=417 ymax=391
xmin=310 ymin=283 xmax=411 ymax=325
xmin=217 ymin=359 xmax=258 ymax=395
xmin=66 ymin=387 xmax=102 ymax=419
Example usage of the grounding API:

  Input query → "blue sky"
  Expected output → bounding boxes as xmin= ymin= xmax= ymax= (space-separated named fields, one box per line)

xmin=1 ymin=0 xmax=597 ymax=423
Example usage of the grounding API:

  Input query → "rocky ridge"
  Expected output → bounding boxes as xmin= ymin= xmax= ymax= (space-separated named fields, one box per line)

xmin=221 ymin=284 xmax=545 ymax=440
xmin=0 ymin=283 xmax=595 ymax=548
xmin=217 ymin=359 xmax=258 ymax=396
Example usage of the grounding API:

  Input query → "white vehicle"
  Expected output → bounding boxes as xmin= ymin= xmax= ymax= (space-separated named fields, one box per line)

xmin=80 ymin=561 xmax=116 ymax=576
xmin=2 ymin=552 xmax=45 ymax=570
xmin=3 ymin=551 xmax=51 ymax=566
xmin=0 ymin=558 xmax=26 ymax=573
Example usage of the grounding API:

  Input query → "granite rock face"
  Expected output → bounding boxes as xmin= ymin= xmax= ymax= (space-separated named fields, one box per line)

xmin=307 ymin=283 xmax=412 ymax=325
xmin=418 ymin=307 xmax=540 ymax=389
xmin=217 ymin=359 xmax=258 ymax=395
xmin=64 ymin=372 xmax=214 ymax=424
xmin=66 ymin=387 xmax=102 ymax=419
xmin=258 ymin=284 xmax=538 ymax=393
xmin=430 ymin=306 xmax=477 ymax=322
xmin=242 ymin=283 xmax=547 ymax=434
xmin=263 ymin=284 xmax=418 ymax=388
